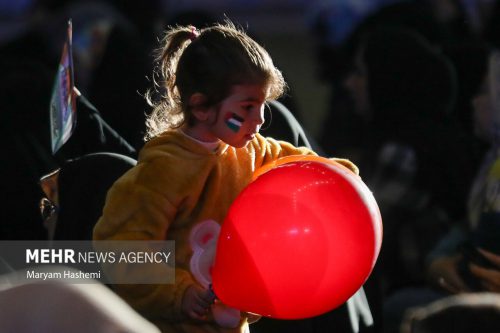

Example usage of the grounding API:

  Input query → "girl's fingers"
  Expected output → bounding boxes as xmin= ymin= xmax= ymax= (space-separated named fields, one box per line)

xmin=192 ymin=303 xmax=209 ymax=316
xmin=200 ymin=287 xmax=216 ymax=304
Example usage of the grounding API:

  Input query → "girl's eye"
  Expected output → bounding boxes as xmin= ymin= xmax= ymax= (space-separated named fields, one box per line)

xmin=242 ymin=104 xmax=254 ymax=111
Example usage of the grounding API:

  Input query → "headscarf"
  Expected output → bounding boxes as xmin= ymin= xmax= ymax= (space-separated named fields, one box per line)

xmin=361 ymin=27 xmax=457 ymax=142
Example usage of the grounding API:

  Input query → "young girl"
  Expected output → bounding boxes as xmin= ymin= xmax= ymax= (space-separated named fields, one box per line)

xmin=94 ymin=22 xmax=357 ymax=333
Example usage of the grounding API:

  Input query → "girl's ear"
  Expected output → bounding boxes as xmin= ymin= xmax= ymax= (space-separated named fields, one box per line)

xmin=189 ymin=93 xmax=210 ymax=121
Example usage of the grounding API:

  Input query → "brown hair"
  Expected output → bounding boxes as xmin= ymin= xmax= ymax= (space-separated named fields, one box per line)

xmin=145 ymin=21 xmax=286 ymax=140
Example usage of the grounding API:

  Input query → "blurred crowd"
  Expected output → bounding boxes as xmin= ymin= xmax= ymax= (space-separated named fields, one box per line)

xmin=313 ymin=0 xmax=500 ymax=332
xmin=1 ymin=0 xmax=500 ymax=332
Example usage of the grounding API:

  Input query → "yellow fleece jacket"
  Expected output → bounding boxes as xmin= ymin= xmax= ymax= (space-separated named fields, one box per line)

xmin=93 ymin=131 xmax=357 ymax=333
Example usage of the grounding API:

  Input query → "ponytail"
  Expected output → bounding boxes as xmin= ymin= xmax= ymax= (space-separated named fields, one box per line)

xmin=145 ymin=26 xmax=196 ymax=140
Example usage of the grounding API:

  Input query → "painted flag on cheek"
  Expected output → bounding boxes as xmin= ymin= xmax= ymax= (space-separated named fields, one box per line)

xmin=50 ymin=19 xmax=76 ymax=154
xmin=224 ymin=112 xmax=244 ymax=133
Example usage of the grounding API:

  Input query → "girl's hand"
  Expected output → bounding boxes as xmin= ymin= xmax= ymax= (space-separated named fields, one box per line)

xmin=427 ymin=255 xmax=469 ymax=293
xmin=181 ymin=284 xmax=216 ymax=321
xmin=469 ymin=248 xmax=500 ymax=292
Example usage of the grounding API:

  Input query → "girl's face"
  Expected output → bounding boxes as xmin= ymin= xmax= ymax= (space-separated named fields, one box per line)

xmin=472 ymin=74 xmax=494 ymax=143
xmin=206 ymin=84 xmax=268 ymax=148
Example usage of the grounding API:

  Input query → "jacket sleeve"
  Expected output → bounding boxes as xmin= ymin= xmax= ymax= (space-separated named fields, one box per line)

xmin=252 ymin=134 xmax=359 ymax=175
xmin=93 ymin=163 xmax=195 ymax=322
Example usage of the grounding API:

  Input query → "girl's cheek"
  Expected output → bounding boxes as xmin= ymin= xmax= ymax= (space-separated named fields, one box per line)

xmin=224 ymin=112 xmax=245 ymax=133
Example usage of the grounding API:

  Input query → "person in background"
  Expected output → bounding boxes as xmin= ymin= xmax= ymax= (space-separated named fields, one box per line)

xmin=39 ymin=152 xmax=136 ymax=240
xmin=383 ymin=50 xmax=500 ymax=333
xmin=342 ymin=27 xmax=477 ymax=293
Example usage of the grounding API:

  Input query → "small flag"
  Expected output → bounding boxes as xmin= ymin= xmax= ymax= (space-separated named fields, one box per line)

xmin=50 ymin=19 xmax=76 ymax=154
xmin=224 ymin=112 xmax=244 ymax=133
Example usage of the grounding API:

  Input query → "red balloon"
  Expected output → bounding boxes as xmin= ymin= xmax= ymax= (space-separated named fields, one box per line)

xmin=212 ymin=156 xmax=382 ymax=319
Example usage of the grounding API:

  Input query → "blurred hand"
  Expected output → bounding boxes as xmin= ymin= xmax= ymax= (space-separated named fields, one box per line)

xmin=427 ymin=255 xmax=470 ymax=293
xmin=469 ymin=248 xmax=500 ymax=292
xmin=181 ymin=284 xmax=216 ymax=321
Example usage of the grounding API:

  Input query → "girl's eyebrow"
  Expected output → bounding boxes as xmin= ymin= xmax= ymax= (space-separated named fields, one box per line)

xmin=238 ymin=97 xmax=264 ymax=103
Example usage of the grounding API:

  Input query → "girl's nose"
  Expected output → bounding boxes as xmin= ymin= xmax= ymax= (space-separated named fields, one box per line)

xmin=251 ymin=105 xmax=265 ymax=125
